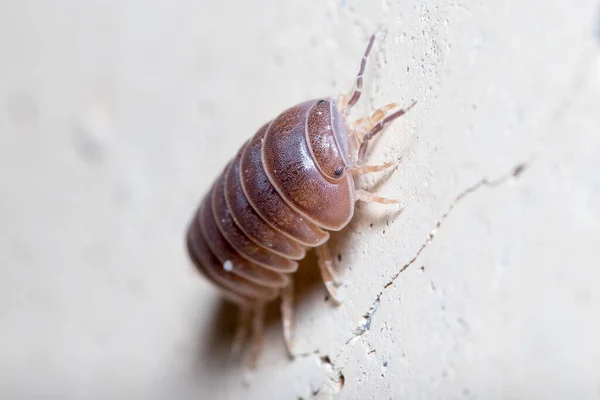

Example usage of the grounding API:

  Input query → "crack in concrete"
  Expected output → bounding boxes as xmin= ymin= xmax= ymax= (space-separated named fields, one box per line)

xmin=353 ymin=294 xmax=381 ymax=337
xmin=351 ymin=161 xmax=528 ymax=344
xmin=381 ymin=162 xmax=527 ymax=292
xmin=313 ymin=161 xmax=529 ymax=397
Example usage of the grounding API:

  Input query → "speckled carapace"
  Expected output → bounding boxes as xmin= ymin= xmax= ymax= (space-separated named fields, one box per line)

xmin=186 ymin=29 xmax=416 ymax=365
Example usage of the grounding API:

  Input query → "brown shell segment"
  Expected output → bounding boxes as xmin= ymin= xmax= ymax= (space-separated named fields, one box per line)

xmin=212 ymin=168 xmax=298 ymax=273
xmin=224 ymin=147 xmax=307 ymax=260
xmin=262 ymin=100 xmax=355 ymax=231
xmin=187 ymin=216 xmax=278 ymax=301
xmin=240 ymin=124 xmax=330 ymax=246
xmin=198 ymin=197 xmax=290 ymax=289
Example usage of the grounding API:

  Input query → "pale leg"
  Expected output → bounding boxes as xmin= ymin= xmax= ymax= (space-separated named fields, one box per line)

xmin=231 ymin=306 xmax=252 ymax=357
xmin=353 ymin=103 xmax=399 ymax=139
xmin=350 ymin=103 xmax=401 ymax=163
xmin=280 ymin=277 xmax=294 ymax=358
xmin=355 ymin=189 xmax=402 ymax=205
xmin=249 ymin=302 xmax=266 ymax=368
xmin=358 ymin=101 xmax=417 ymax=164
xmin=336 ymin=93 xmax=349 ymax=112
xmin=349 ymin=159 xmax=400 ymax=175
xmin=316 ymin=244 xmax=342 ymax=304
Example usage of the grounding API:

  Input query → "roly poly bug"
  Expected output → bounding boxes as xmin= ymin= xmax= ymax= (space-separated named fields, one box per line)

xmin=186 ymin=29 xmax=416 ymax=365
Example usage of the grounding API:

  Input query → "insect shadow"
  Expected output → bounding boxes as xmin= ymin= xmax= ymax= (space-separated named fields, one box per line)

xmin=194 ymin=250 xmax=322 ymax=369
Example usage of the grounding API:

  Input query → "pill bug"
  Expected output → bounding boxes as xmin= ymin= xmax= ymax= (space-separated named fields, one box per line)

xmin=186 ymin=29 xmax=416 ymax=364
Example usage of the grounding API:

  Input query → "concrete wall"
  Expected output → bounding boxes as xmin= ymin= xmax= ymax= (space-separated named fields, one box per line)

xmin=1 ymin=0 xmax=599 ymax=399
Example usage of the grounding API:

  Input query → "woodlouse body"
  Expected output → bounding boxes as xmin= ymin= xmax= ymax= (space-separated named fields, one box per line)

xmin=186 ymin=31 xmax=415 ymax=363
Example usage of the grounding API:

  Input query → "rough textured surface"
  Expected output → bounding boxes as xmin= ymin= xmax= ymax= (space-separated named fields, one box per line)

xmin=1 ymin=0 xmax=599 ymax=399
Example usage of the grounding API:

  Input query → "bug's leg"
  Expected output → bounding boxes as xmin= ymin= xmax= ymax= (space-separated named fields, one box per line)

xmin=353 ymin=103 xmax=400 ymax=139
xmin=351 ymin=116 xmax=371 ymax=150
xmin=349 ymin=159 xmax=400 ymax=175
xmin=336 ymin=93 xmax=349 ymax=113
xmin=357 ymin=101 xmax=417 ymax=164
xmin=355 ymin=189 xmax=402 ymax=205
xmin=316 ymin=244 xmax=342 ymax=304
xmin=349 ymin=103 xmax=401 ymax=163
xmin=280 ymin=277 xmax=294 ymax=358
xmin=232 ymin=306 xmax=252 ymax=357
xmin=249 ymin=302 xmax=266 ymax=368
xmin=369 ymin=103 xmax=401 ymax=125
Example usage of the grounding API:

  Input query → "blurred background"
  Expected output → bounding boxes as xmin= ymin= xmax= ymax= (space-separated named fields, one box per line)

xmin=1 ymin=0 xmax=599 ymax=399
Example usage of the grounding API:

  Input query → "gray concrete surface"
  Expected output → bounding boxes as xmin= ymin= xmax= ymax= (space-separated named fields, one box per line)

xmin=1 ymin=0 xmax=599 ymax=399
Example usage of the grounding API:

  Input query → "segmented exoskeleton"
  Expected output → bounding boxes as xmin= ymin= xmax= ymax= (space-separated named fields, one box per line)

xmin=186 ymin=29 xmax=416 ymax=365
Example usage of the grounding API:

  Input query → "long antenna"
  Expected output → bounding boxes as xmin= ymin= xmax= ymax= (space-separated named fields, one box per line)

xmin=346 ymin=26 xmax=382 ymax=110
